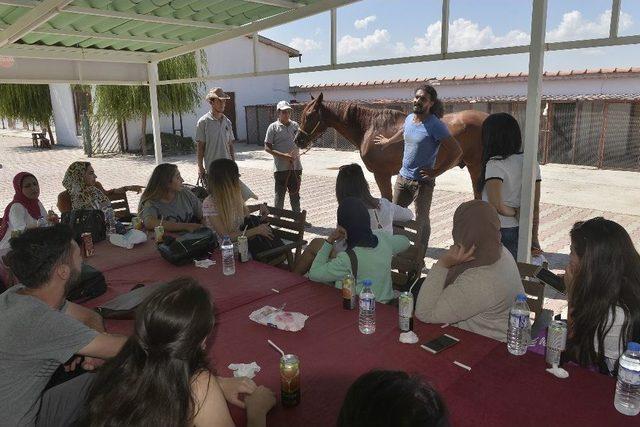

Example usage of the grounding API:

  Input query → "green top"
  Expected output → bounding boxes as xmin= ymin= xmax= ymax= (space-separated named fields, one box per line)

xmin=309 ymin=230 xmax=410 ymax=303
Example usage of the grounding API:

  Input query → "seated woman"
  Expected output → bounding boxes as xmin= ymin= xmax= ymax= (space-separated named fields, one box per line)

xmin=293 ymin=164 xmax=413 ymax=275
xmin=84 ymin=277 xmax=276 ymax=426
xmin=139 ymin=164 xmax=203 ymax=233
xmin=308 ymin=197 xmax=410 ymax=303
xmin=564 ymin=217 xmax=640 ymax=374
xmin=415 ymin=200 xmax=523 ymax=342
xmin=0 ymin=172 xmax=52 ymax=251
xmin=203 ymin=158 xmax=273 ymax=242
xmin=480 ymin=113 xmax=542 ymax=260
xmin=59 ymin=161 xmax=143 ymax=214
xmin=337 ymin=370 xmax=448 ymax=427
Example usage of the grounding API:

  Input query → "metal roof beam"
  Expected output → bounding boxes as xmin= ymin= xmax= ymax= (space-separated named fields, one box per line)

xmin=0 ymin=23 xmax=182 ymax=46
xmin=246 ymin=0 xmax=303 ymax=8
xmin=0 ymin=0 xmax=71 ymax=48
xmin=63 ymin=6 xmax=233 ymax=30
xmin=610 ymin=0 xmax=621 ymax=38
xmin=153 ymin=0 xmax=361 ymax=62
xmin=0 ymin=43 xmax=152 ymax=63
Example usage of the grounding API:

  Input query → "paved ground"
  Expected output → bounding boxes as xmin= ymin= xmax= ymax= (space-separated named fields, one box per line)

xmin=2 ymin=133 xmax=640 ymax=276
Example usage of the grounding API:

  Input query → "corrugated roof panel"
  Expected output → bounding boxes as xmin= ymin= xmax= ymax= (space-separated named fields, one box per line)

xmin=0 ymin=5 xmax=30 ymax=25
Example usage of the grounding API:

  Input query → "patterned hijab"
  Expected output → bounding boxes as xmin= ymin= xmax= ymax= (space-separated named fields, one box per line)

xmin=0 ymin=172 xmax=42 ymax=241
xmin=445 ymin=200 xmax=503 ymax=287
xmin=62 ymin=161 xmax=110 ymax=210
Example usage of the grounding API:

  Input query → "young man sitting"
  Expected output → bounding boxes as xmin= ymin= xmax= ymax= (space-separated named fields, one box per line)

xmin=0 ymin=225 xmax=126 ymax=426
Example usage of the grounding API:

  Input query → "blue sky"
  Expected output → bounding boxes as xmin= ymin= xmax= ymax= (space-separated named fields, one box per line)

xmin=260 ymin=0 xmax=640 ymax=86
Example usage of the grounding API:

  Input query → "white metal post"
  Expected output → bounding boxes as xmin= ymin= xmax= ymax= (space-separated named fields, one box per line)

xmin=518 ymin=0 xmax=548 ymax=262
xmin=441 ymin=0 xmax=450 ymax=56
xmin=147 ymin=62 xmax=163 ymax=165
xmin=330 ymin=8 xmax=337 ymax=66
xmin=252 ymin=32 xmax=259 ymax=74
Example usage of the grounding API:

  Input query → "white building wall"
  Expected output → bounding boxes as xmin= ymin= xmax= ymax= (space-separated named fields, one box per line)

xmin=291 ymin=75 xmax=640 ymax=102
xmin=125 ymin=37 xmax=292 ymax=151
xmin=49 ymin=84 xmax=79 ymax=147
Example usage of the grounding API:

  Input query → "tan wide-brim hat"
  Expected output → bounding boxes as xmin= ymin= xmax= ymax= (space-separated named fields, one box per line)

xmin=206 ymin=87 xmax=230 ymax=101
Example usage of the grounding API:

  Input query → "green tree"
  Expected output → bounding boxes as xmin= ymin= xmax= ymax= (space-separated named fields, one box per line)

xmin=93 ymin=51 xmax=205 ymax=155
xmin=0 ymin=84 xmax=55 ymax=144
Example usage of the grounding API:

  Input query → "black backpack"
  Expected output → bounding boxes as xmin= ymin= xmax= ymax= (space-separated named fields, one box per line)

xmin=62 ymin=209 xmax=107 ymax=244
xmin=157 ymin=227 xmax=217 ymax=265
xmin=67 ymin=264 xmax=107 ymax=303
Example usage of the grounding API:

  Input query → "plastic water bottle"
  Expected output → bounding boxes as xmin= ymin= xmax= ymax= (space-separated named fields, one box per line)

xmin=615 ymin=341 xmax=640 ymax=416
xmin=221 ymin=236 xmax=235 ymax=276
xmin=507 ymin=294 xmax=531 ymax=356
xmin=358 ymin=280 xmax=375 ymax=334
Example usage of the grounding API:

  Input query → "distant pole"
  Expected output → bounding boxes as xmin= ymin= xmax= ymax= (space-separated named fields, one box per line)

xmin=147 ymin=62 xmax=163 ymax=165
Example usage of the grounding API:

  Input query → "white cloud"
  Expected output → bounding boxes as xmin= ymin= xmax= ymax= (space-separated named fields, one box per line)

xmin=354 ymin=15 xmax=377 ymax=30
xmin=289 ymin=37 xmax=322 ymax=52
xmin=338 ymin=29 xmax=391 ymax=56
xmin=546 ymin=9 xmax=632 ymax=42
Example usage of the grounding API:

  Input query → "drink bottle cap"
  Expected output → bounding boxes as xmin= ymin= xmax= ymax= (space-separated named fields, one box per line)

xmin=363 ymin=280 xmax=372 ymax=287
xmin=516 ymin=294 xmax=527 ymax=302
xmin=628 ymin=342 xmax=640 ymax=352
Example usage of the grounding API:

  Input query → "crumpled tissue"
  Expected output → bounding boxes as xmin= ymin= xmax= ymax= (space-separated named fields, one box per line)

xmin=546 ymin=365 xmax=569 ymax=379
xmin=249 ymin=306 xmax=308 ymax=332
xmin=228 ymin=362 xmax=261 ymax=379
xmin=399 ymin=331 xmax=419 ymax=344
xmin=194 ymin=259 xmax=216 ymax=268
xmin=109 ymin=229 xmax=147 ymax=249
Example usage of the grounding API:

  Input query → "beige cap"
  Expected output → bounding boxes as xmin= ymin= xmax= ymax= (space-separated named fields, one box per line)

xmin=277 ymin=100 xmax=292 ymax=110
xmin=206 ymin=87 xmax=230 ymax=101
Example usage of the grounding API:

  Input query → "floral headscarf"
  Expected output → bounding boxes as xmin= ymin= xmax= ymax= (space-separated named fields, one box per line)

xmin=62 ymin=161 xmax=110 ymax=210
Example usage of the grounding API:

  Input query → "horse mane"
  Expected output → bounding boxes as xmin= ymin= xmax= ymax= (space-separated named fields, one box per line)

xmin=322 ymin=101 xmax=405 ymax=132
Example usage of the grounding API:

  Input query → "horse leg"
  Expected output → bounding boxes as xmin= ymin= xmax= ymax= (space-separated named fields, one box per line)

xmin=374 ymin=172 xmax=393 ymax=201
xmin=466 ymin=161 xmax=483 ymax=199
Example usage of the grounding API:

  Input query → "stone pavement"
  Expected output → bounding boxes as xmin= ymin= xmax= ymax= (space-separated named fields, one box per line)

xmin=2 ymin=134 xmax=640 ymax=275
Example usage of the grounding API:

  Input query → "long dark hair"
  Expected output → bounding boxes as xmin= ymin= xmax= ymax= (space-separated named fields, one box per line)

xmin=85 ymin=277 xmax=215 ymax=426
xmin=337 ymin=370 xmax=449 ymax=427
xmin=139 ymin=163 xmax=179 ymax=208
xmin=416 ymin=84 xmax=444 ymax=118
xmin=478 ymin=112 xmax=522 ymax=193
xmin=567 ymin=217 xmax=640 ymax=371
xmin=336 ymin=164 xmax=380 ymax=209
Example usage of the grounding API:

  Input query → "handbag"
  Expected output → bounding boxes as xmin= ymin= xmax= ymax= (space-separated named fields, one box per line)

xmin=62 ymin=209 xmax=107 ymax=243
xmin=157 ymin=227 xmax=217 ymax=265
xmin=67 ymin=264 xmax=107 ymax=303
xmin=242 ymin=215 xmax=286 ymax=258
xmin=183 ymin=177 xmax=208 ymax=202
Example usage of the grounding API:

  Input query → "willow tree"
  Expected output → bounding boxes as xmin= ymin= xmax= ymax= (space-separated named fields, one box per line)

xmin=0 ymin=84 xmax=55 ymax=144
xmin=94 ymin=51 xmax=205 ymax=155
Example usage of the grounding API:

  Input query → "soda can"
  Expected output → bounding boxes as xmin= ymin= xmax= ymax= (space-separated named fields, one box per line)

xmin=132 ymin=216 xmax=143 ymax=231
xmin=154 ymin=225 xmax=164 ymax=243
xmin=237 ymin=235 xmax=250 ymax=262
xmin=280 ymin=354 xmax=300 ymax=407
xmin=399 ymin=291 xmax=414 ymax=332
xmin=545 ymin=320 xmax=567 ymax=366
xmin=342 ymin=274 xmax=356 ymax=310
xmin=81 ymin=232 xmax=95 ymax=258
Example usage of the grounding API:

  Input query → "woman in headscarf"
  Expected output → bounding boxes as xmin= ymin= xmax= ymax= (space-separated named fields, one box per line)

xmin=308 ymin=197 xmax=410 ymax=303
xmin=0 ymin=172 xmax=50 ymax=251
xmin=415 ymin=200 xmax=523 ymax=342
xmin=59 ymin=161 xmax=143 ymax=213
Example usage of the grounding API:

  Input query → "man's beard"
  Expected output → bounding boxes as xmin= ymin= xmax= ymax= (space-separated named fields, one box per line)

xmin=64 ymin=266 xmax=82 ymax=296
xmin=413 ymin=104 xmax=425 ymax=113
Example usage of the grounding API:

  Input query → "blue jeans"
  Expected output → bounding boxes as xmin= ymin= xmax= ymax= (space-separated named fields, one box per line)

xmin=501 ymin=226 xmax=519 ymax=260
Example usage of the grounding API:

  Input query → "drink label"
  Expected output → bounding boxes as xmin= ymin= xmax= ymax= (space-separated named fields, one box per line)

xmin=510 ymin=312 xmax=529 ymax=328
xmin=618 ymin=366 xmax=640 ymax=386
xmin=359 ymin=297 xmax=374 ymax=311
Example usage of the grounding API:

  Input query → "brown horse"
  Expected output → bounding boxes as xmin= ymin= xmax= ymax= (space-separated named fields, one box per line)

xmin=294 ymin=93 xmax=487 ymax=200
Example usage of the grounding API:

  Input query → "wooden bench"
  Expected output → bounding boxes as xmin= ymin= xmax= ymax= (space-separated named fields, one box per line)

xmin=31 ymin=132 xmax=50 ymax=149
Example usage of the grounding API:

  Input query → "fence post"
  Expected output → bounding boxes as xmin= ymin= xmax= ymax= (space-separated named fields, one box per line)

xmin=570 ymin=102 xmax=581 ymax=164
xmin=81 ymin=111 xmax=92 ymax=158
xmin=597 ymin=102 xmax=609 ymax=169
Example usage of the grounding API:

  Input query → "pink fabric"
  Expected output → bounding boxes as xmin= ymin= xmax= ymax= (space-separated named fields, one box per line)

xmin=0 ymin=172 xmax=42 ymax=241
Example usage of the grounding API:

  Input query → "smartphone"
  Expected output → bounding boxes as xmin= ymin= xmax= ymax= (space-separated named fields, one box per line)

xmin=421 ymin=334 xmax=460 ymax=354
xmin=535 ymin=267 xmax=566 ymax=294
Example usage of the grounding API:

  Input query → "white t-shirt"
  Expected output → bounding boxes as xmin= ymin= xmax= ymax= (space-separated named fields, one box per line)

xmin=599 ymin=306 xmax=625 ymax=373
xmin=481 ymin=153 xmax=541 ymax=228
xmin=0 ymin=202 xmax=47 ymax=251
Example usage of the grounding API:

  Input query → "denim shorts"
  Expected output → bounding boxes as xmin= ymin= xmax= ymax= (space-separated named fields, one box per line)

xmin=500 ymin=226 xmax=519 ymax=260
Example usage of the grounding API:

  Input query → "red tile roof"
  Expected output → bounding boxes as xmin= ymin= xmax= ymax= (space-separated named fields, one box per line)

xmin=292 ymin=67 xmax=640 ymax=90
